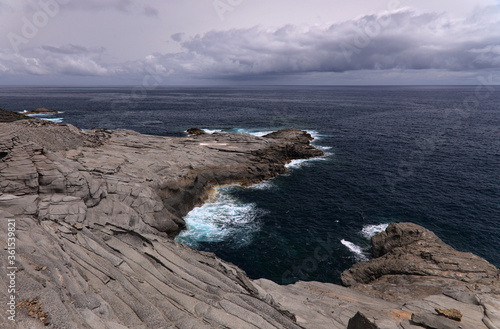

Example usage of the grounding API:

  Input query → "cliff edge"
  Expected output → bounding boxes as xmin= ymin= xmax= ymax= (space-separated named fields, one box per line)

xmin=1 ymin=109 xmax=499 ymax=329
xmin=0 ymin=110 xmax=321 ymax=328
xmin=257 ymin=223 xmax=500 ymax=328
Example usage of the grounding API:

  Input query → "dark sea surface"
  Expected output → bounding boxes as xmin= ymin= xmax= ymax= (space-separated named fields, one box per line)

xmin=1 ymin=85 xmax=499 ymax=284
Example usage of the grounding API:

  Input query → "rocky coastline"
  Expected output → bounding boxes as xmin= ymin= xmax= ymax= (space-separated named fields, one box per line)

xmin=1 ymin=109 xmax=499 ymax=329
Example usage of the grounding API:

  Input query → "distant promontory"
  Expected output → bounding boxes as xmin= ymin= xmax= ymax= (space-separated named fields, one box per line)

xmin=22 ymin=108 xmax=58 ymax=115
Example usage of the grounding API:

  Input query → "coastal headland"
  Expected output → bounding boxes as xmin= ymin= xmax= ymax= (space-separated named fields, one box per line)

xmin=1 ymin=109 xmax=499 ymax=329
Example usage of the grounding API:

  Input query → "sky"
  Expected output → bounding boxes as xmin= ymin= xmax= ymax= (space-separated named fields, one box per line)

xmin=0 ymin=0 xmax=500 ymax=85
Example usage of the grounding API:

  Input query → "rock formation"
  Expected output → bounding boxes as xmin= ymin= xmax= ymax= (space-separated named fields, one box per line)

xmin=1 ymin=109 xmax=499 ymax=329
xmin=0 ymin=108 xmax=28 ymax=123
xmin=0 ymin=110 xmax=322 ymax=328
xmin=22 ymin=108 xmax=59 ymax=115
xmin=186 ymin=128 xmax=207 ymax=135
xmin=341 ymin=222 xmax=500 ymax=302
xmin=256 ymin=223 xmax=500 ymax=329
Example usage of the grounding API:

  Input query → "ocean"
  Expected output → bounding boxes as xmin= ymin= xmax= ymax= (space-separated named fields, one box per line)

xmin=1 ymin=85 xmax=499 ymax=284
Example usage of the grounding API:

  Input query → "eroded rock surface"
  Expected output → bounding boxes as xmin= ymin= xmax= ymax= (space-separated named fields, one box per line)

xmin=1 ymin=109 xmax=499 ymax=329
xmin=0 ymin=113 xmax=322 ymax=328
xmin=253 ymin=224 xmax=500 ymax=329
xmin=341 ymin=222 xmax=500 ymax=302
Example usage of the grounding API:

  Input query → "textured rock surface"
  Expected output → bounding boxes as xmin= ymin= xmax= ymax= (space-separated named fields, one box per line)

xmin=1 ymin=109 xmax=499 ymax=329
xmin=435 ymin=308 xmax=462 ymax=321
xmin=254 ymin=224 xmax=500 ymax=329
xmin=341 ymin=223 xmax=500 ymax=302
xmin=0 ymin=113 xmax=323 ymax=328
xmin=253 ymin=279 xmax=406 ymax=329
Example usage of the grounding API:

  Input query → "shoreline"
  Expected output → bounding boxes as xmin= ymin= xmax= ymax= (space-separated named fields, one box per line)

xmin=175 ymin=145 xmax=330 ymax=247
xmin=1 ymin=109 xmax=499 ymax=329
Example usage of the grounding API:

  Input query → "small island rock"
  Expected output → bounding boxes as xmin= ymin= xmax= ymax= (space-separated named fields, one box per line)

xmin=186 ymin=127 xmax=207 ymax=135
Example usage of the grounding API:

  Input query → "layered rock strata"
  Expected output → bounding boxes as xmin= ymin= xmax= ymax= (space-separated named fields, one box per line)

xmin=0 ymin=111 xmax=322 ymax=328
xmin=255 ymin=223 xmax=500 ymax=328
xmin=341 ymin=222 xmax=500 ymax=302
xmin=1 ymin=109 xmax=499 ymax=329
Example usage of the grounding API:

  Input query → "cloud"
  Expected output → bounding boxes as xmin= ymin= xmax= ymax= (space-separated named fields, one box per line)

xmin=0 ymin=45 xmax=109 ymax=76
xmin=1 ymin=7 xmax=499 ymax=84
xmin=159 ymin=7 xmax=500 ymax=79
xmin=41 ymin=44 xmax=105 ymax=55
xmin=0 ymin=2 xmax=15 ymax=14
xmin=171 ymin=33 xmax=185 ymax=42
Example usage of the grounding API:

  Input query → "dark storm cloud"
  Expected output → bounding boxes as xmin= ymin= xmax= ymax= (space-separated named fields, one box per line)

xmin=159 ymin=8 xmax=500 ymax=79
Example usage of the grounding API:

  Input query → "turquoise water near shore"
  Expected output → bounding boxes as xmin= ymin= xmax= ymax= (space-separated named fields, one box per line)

xmin=1 ymin=85 xmax=499 ymax=284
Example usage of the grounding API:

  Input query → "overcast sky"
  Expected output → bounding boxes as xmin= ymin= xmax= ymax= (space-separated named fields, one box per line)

xmin=1 ymin=0 xmax=500 ymax=85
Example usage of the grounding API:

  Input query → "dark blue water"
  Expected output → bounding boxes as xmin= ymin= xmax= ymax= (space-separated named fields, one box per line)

xmin=1 ymin=86 xmax=499 ymax=284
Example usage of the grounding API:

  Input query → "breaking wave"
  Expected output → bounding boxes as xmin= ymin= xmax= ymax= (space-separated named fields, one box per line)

xmin=341 ymin=223 xmax=390 ymax=261
xmin=177 ymin=127 xmax=332 ymax=249
xmin=340 ymin=239 xmax=369 ymax=262
xmin=360 ymin=223 xmax=389 ymax=240
xmin=175 ymin=186 xmax=265 ymax=249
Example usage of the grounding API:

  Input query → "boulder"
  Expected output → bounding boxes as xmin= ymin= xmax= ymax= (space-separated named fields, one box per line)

xmin=347 ymin=312 xmax=379 ymax=329
xmin=186 ymin=128 xmax=207 ymax=135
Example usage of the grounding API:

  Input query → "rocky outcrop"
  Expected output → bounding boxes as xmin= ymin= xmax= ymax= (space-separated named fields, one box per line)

xmin=1 ymin=108 xmax=499 ymax=329
xmin=256 ymin=278 xmax=500 ymax=328
xmin=0 ymin=116 xmax=323 ymax=238
xmin=0 ymin=111 xmax=322 ymax=328
xmin=341 ymin=222 xmax=500 ymax=302
xmin=23 ymin=108 xmax=59 ymax=115
xmin=253 ymin=279 xmax=409 ymax=329
xmin=186 ymin=128 xmax=207 ymax=135
xmin=1 ymin=209 xmax=305 ymax=329
xmin=254 ymin=224 xmax=500 ymax=329
xmin=0 ymin=108 xmax=28 ymax=122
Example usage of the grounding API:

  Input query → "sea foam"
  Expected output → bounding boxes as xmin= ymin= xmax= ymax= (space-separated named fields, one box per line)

xmin=178 ymin=127 xmax=331 ymax=248
xmin=248 ymin=179 xmax=275 ymax=190
xmin=340 ymin=239 xmax=369 ymax=262
xmin=45 ymin=118 xmax=64 ymax=123
xmin=19 ymin=110 xmax=64 ymax=123
xmin=360 ymin=223 xmax=389 ymax=239
xmin=175 ymin=186 xmax=264 ymax=248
